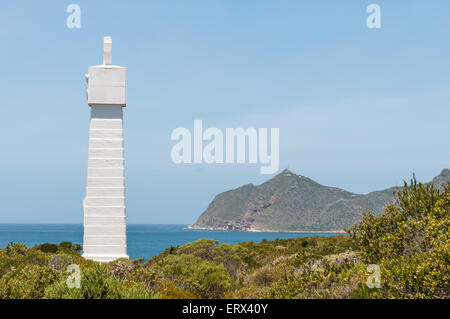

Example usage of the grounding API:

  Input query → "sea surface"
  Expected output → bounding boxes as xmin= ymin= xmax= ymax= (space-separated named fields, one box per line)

xmin=0 ymin=224 xmax=340 ymax=260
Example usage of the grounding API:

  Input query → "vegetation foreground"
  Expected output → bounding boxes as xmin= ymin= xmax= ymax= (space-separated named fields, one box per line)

xmin=0 ymin=178 xmax=448 ymax=299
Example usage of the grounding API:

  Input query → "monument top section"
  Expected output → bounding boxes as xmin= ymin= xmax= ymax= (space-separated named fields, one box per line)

xmin=86 ymin=36 xmax=126 ymax=107
xmin=103 ymin=36 xmax=112 ymax=65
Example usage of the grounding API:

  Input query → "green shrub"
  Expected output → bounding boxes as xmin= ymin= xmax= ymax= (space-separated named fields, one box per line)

xmin=45 ymin=263 xmax=158 ymax=299
xmin=152 ymin=254 xmax=232 ymax=298
xmin=34 ymin=243 xmax=59 ymax=254
xmin=59 ymin=242 xmax=73 ymax=250
xmin=4 ymin=242 xmax=27 ymax=256
xmin=0 ymin=264 xmax=60 ymax=299
xmin=349 ymin=178 xmax=450 ymax=298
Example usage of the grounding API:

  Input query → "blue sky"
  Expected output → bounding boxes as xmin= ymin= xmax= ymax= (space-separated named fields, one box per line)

xmin=0 ymin=0 xmax=449 ymax=223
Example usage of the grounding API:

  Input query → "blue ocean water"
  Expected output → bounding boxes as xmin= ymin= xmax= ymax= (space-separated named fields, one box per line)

xmin=0 ymin=224 xmax=340 ymax=260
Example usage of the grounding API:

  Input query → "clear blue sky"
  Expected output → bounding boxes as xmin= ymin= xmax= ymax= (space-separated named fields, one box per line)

xmin=1 ymin=1 xmax=449 ymax=223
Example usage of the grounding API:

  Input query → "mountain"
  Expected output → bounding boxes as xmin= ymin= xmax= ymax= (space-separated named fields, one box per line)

xmin=189 ymin=168 xmax=450 ymax=232
xmin=433 ymin=169 xmax=450 ymax=191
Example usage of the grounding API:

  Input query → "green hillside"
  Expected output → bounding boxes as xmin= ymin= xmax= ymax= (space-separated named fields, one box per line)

xmin=190 ymin=169 xmax=450 ymax=232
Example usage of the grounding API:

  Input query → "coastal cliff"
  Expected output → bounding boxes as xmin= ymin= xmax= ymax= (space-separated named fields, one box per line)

xmin=189 ymin=169 xmax=450 ymax=232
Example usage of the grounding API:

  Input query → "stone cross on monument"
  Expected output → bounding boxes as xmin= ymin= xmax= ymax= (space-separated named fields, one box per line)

xmin=82 ymin=36 xmax=128 ymax=262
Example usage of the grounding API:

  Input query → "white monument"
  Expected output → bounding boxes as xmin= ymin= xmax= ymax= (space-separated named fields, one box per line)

xmin=82 ymin=36 xmax=129 ymax=262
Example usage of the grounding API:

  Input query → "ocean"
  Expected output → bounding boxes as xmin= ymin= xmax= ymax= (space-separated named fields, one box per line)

xmin=0 ymin=224 xmax=340 ymax=260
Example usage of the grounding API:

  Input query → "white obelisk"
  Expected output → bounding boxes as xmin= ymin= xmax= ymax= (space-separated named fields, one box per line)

xmin=82 ymin=36 xmax=128 ymax=262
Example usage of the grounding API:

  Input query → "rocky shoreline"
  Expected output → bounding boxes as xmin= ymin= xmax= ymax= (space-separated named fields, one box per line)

xmin=186 ymin=224 xmax=346 ymax=234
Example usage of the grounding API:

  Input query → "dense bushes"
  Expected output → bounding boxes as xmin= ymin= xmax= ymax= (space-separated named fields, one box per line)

xmin=44 ymin=262 xmax=157 ymax=299
xmin=349 ymin=178 xmax=449 ymax=298
xmin=152 ymin=254 xmax=232 ymax=298
xmin=147 ymin=239 xmax=250 ymax=298
xmin=0 ymin=242 xmax=73 ymax=299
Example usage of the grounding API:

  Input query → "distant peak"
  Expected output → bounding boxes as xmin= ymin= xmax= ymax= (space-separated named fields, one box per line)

xmin=277 ymin=169 xmax=306 ymax=179
xmin=432 ymin=168 xmax=450 ymax=189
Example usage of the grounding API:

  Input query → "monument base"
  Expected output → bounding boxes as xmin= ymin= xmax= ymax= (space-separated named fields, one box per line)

xmin=82 ymin=253 xmax=129 ymax=263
